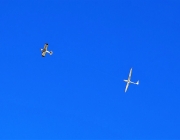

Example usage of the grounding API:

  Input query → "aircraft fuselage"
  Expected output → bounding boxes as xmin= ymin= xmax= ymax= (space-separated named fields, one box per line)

xmin=124 ymin=79 xmax=130 ymax=83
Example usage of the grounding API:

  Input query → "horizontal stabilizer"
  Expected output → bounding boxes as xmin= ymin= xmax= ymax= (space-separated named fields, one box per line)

xmin=50 ymin=51 xmax=53 ymax=55
xmin=136 ymin=80 xmax=139 ymax=85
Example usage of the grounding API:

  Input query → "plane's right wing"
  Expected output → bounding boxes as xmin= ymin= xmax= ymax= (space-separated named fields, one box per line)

xmin=128 ymin=68 xmax=132 ymax=80
xmin=44 ymin=43 xmax=48 ymax=50
xmin=125 ymin=82 xmax=130 ymax=92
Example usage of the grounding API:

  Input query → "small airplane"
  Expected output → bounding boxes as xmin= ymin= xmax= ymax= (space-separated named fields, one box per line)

xmin=124 ymin=68 xmax=139 ymax=92
xmin=41 ymin=43 xmax=53 ymax=57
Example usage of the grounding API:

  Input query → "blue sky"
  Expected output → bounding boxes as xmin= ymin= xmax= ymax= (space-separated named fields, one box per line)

xmin=0 ymin=0 xmax=180 ymax=139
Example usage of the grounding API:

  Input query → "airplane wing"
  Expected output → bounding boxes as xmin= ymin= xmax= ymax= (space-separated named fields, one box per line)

xmin=125 ymin=82 xmax=130 ymax=92
xmin=42 ymin=51 xmax=46 ymax=57
xmin=44 ymin=43 xmax=48 ymax=50
xmin=128 ymin=68 xmax=132 ymax=80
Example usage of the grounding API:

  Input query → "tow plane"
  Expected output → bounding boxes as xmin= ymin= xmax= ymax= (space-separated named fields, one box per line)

xmin=41 ymin=43 xmax=53 ymax=57
xmin=124 ymin=68 xmax=139 ymax=92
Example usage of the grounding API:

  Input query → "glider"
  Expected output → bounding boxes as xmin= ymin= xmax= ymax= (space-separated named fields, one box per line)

xmin=124 ymin=68 xmax=139 ymax=92
xmin=41 ymin=43 xmax=53 ymax=57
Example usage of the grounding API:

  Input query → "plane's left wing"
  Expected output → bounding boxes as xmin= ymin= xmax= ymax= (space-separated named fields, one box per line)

xmin=125 ymin=82 xmax=130 ymax=92
xmin=42 ymin=51 xmax=46 ymax=57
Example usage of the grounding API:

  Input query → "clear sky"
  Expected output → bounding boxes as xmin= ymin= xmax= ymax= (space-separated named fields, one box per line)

xmin=0 ymin=0 xmax=180 ymax=139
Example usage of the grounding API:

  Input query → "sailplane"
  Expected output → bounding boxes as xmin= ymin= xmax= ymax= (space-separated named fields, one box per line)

xmin=124 ymin=68 xmax=139 ymax=92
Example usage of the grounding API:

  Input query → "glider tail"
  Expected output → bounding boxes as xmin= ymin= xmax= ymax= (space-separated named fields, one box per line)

xmin=136 ymin=80 xmax=139 ymax=85
xmin=50 ymin=51 xmax=53 ymax=55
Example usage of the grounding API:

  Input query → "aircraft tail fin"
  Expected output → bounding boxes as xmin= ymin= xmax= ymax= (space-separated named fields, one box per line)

xmin=136 ymin=80 xmax=139 ymax=85
xmin=50 ymin=51 xmax=53 ymax=55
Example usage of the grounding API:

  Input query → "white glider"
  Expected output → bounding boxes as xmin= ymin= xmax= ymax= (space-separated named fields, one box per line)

xmin=124 ymin=68 xmax=139 ymax=92
xmin=41 ymin=43 xmax=53 ymax=57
